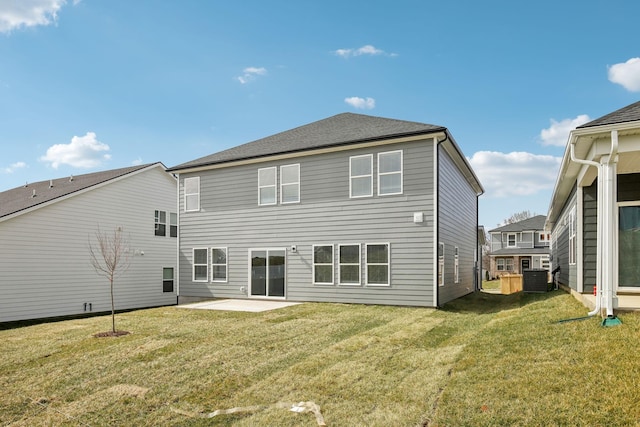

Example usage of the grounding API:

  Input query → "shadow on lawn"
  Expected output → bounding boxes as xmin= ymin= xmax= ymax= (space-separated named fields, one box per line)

xmin=440 ymin=289 xmax=567 ymax=315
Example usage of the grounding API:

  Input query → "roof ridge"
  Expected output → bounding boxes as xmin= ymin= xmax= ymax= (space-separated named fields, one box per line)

xmin=0 ymin=162 xmax=164 ymax=219
xmin=168 ymin=113 xmax=445 ymax=171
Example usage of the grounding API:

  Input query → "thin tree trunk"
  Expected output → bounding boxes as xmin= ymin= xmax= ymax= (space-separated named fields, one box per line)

xmin=110 ymin=275 xmax=115 ymax=333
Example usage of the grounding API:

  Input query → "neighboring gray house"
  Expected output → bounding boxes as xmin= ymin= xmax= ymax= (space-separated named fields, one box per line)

xmin=488 ymin=215 xmax=550 ymax=279
xmin=546 ymin=100 xmax=640 ymax=315
xmin=0 ymin=163 xmax=178 ymax=323
xmin=168 ymin=113 xmax=484 ymax=307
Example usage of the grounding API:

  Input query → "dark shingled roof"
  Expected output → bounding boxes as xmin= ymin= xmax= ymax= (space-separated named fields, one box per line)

xmin=168 ymin=113 xmax=446 ymax=171
xmin=0 ymin=163 xmax=162 ymax=219
xmin=578 ymin=100 xmax=640 ymax=128
xmin=490 ymin=247 xmax=550 ymax=256
xmin=489 ymin=215 xmax=547 ymax=233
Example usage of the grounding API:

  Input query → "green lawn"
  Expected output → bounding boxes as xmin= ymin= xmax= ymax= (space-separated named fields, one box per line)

xmin=1 ymin=291 xmax=639 ymax=426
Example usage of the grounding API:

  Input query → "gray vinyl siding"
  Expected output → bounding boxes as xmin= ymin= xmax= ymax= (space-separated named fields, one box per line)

xmin=551 ymin=186 xmax=576 ymax=289
xmin=582 ymin=181 xmax=597 ymax=293
xmin=0 ymin=167 xmax=177 ymax=323
xmin=581 ymin=173 xmax=640 ymax=293
xmin=437 ymin=144 xmax=479 ymax=305
xmin=178 ymin=138 xmax=437 ymax=307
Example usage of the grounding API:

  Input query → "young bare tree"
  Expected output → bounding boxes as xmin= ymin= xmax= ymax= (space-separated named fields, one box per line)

xmin=502 ymin=210 xmax=536 ymax=225
xmin=89 ymin=226 xmax=131 ymax=335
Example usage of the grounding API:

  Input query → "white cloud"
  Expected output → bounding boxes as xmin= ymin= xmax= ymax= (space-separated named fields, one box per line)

xmin=40 ymin=132 xmax=111 ymax=169
xmin=236 ymin=66 xmax=267 ymax=84
xmin=333 ymin=45 xmax=396 ymax=58
xmin=0 ymin=0 xmax=78 ymax=34
xmin=345 ymin=96 xmax=375 ymax=110
xmin=539 ymin=114 xmax=591 ymax=147
xmin=608 ymin=57 xmax=640 ymax=92
xmin=468 ymin=151 xmax=561 ymax=198
xmin=3 ymin=161 xmax=27 ymax=173
xmin=131 ymin=157 xmax=143 ymax=166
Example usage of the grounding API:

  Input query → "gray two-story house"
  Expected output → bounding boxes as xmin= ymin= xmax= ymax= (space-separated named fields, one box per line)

xmin=168 ymin=113 xmax=484 ymax=307
xmin=488 ymin=215 xmax=550 ymax=279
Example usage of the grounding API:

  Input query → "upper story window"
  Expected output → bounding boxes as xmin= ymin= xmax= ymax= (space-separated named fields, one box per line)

xmin=350 ymin=154 xmax=373 ymax=198
xmin=258 ymin=167 xmax=277 ymax=205
xmin=280 ymin=164 xmax=300 ymax=204
xmin=184 ymin=177 xmax=200 ymax=212
xmin=170 ymin=213 xmax=178 ymax=237
xmin=154 ymin=210 xmax=166 ymax=236
xmin=378 ymin=150 xmax=403 ymax=195
xmin=507 ymin=233 xmax=517 ymax=247
xmin=154 ymin=210 xmax=177 ymax=237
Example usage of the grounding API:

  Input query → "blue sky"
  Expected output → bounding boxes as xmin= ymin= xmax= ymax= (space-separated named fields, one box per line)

xmin=1 ymin=0 xmax=640 ymax=229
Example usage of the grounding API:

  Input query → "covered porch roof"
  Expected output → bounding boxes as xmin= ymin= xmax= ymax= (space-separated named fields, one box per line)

xmin=546 ymin=102 xmax=640 ymax=230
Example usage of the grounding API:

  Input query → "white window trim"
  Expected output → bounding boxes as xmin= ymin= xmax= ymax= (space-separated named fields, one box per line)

xmin=438 ymin=242 xmax=445 ymax=286
xmin=366 ymin=242 xmax=390 ymax=286
xmin=497 ymin=258 xmax=505 ymax=271
xmin=169 ymin=212 xmax=178 ymax=238
xmin=258 ymin=166 xmax=277 ymax=206
xmin=507 ymin=233 xmax=517 ymax=248
xmin=617 ymin=201 xmax=640 ymax=291
xmin=377 ymin=150 xmax=403 ymax=196
xmin=506 ymin=258 xmax=514 ymax=271
xmin=349 ymin=154 xmax=373 ymax=198
xmin=154 ymin=210 xmax=166 ymax=236
xmin=162 ymin=267 xmax=174 ymax=293
xmin=210 ymin=247 xmax=228 ymax=283
xmin=338 ymin=243 xmax=361 ymax=286
xmin=569 ymin=207 xmax=577 ymax=265
xmin=454 ymin=246 xmax=459 ymax=283
xmin=280 ymin=164 xmax=300 ymax=204
xmin=184 ymin=177 xmax=200 ymax=212
xmin=192 ymin=248 xmax=208 ymax=282
xmin=312 ymin=244 xmax=334 ymax=285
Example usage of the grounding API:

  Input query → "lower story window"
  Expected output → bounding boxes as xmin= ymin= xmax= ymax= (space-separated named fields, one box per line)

xmin=497 ymin=258 xmax=513 ymax=271
xmin=193 ymin=248 xmax=208 ymax=281
xmin=438 ymin=243 xmax=444 ymax=286
xmin=211 ymin=247 xmax=228 ymax=282
xmin=163 ymin=267 xmax=174 ymax=292
xmin=339 ymin=244 xmax=361 ymax=285
xmin=366 ymin=243 xmax=389 ymax=286
xmin=313 ymin=245 xmax=334 ymax=285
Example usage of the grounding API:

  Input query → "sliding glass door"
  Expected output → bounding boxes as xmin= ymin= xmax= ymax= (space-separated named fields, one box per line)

xmin=250 ymin=249 xmax=286 ymax=298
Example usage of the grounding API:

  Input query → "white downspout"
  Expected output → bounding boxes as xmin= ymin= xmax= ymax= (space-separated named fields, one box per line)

xmin=570 ymin=130 xmax=619 ymax=318
xmin=570 ymin=141 xmax=602 ymax=317
xmin=603 ymin=131 xmax=619 ymax=317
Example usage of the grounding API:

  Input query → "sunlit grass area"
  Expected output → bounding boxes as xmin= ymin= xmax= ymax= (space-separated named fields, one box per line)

xmin=2 ymin=291 xmax=639 ymax=426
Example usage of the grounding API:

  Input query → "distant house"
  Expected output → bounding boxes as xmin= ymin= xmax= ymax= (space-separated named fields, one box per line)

xmin=546 ymin=100 xmax=640 ymax=315
xmin=167 ymin=113 xmax=484 ymax=308
xmin=0 ymin=163 xmax=177 ymax=323
xmin=488 ymin=215 xmax=550 ymax=279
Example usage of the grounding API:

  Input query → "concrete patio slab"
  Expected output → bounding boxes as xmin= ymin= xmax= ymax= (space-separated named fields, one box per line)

xmin=178 ymin=299 xmax=302 ymax=313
